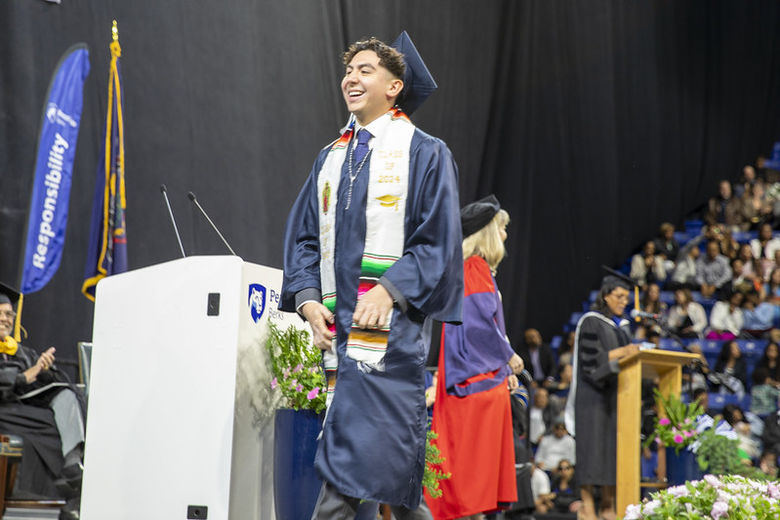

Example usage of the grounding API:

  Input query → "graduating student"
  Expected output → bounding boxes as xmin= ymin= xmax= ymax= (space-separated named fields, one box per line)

xmin=280 ymin=33 xmax=463 ymax=519
xmin=564 ymin=272 xmax=640 ymax=520
xmin=0 ymin=283 xmax=84 ymax=519
xmin=427 ymin=195 xmax=522 ymax=520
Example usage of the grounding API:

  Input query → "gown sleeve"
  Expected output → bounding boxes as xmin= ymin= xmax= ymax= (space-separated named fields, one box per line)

xmin=279 ymin=150 xmax=327 ymax=312
xmin=443 ymin=256 xmax=514 ymax=396
xmin=380 ymin=135 xmax=463 ymax=323
xmin=576 ymin=316 xmax=621 ymax=389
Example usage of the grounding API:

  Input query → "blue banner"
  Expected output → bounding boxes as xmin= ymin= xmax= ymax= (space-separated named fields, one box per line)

xmin=82 ymin=35 xmax=127 ymax=301
xmin=21 ymin=44 xmax=90 ymax=294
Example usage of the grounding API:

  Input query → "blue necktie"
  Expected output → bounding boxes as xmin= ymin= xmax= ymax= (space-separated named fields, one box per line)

xmin=353 ymin=129 xmax=371 ymax=165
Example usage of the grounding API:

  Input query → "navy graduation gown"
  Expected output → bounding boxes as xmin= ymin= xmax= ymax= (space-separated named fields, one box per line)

xmin=280 ymin=128 xmax=463 ymax=508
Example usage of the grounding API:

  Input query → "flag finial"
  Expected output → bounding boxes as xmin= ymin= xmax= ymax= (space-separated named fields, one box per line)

xmin=112 ymin=20 xmax=119 ymax=42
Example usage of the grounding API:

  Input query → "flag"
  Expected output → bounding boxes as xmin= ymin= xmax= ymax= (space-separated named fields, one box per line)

xmin=21 ymin=44 xmax=90 ymax=295
xmin=82 ymin=23 xmax=127 ymax=301
xmin=17 ymin=44 xmax=90 ymax=340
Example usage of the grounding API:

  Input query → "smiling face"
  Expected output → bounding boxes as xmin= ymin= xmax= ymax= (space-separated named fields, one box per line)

xmin=604 ymin=286 xmax=630 ymax=317
xmin=0 ymin=303 xmax=14 ymax=339
xmin=341 ymin=50 xmax=403 ymax=126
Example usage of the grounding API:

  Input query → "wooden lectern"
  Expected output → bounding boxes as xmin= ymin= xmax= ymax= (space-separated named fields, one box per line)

xmin=616 ymin=349 xmax=702 ymax=516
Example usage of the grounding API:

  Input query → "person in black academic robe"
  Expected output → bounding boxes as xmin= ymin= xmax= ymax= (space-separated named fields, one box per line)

xmin=564 ymin=275 xmax=639 ymax=520
xmin=0 ymin=284 xmax=84 ymax=519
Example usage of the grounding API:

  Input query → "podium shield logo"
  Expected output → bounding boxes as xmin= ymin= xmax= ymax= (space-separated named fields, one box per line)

xmin=248 ymin=284 xmax=267 ymax=323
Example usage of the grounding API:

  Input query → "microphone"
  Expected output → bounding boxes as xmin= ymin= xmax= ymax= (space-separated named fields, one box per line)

xmin=160 ymin=185 xmax=186 ymax=258
xmin=187 ymin=191 xmax=237 ymax=255
xmin=630 ymin=309 xmax=660 ymax=320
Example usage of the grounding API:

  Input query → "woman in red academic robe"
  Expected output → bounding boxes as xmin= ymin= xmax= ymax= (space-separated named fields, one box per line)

xmin=427 ymin=195 xmax=523 ymax=520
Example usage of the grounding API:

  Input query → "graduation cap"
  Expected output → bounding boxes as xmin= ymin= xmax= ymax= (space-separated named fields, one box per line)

xmin=600 ymin=265 xmax=636 ymax=292
xmin=0 ymin=282 xmax=20 ymax=307
xmin=391 ymin=31 xmax=437 ymax=116
xmin=461 ymin=194 xmax=501 ymax=238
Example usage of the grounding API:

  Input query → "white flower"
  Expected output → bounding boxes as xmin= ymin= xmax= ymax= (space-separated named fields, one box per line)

xmin=668 ymin=485 xmax=689 ymax=497
xmin=623 ymin=504 xmax=642 ymax=520
xmin=642 ymin=500 xmax=661 ymax=515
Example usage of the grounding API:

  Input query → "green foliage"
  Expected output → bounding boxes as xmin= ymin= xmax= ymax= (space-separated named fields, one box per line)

xmin=423 ymin=428 xmax=450 ymax=499
xmin=265 ymin=322 xmax=327 ymax=413
xmin=644 ymin=389 xmax=703 ymax=454
xmin=623 ymin=474 xmax=780 ymax=520
xmin=695 ymin=425 xmax=744 ymax=476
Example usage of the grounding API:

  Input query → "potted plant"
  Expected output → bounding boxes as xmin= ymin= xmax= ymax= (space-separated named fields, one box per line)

xmin=644 ymin=389 xmax=704 ymax=484
xmin=266 ymin=322 xmax=326 ymax=520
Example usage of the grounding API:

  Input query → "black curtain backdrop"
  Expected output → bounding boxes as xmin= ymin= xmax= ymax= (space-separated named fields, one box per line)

xmin=1 ymin=1 xmax=779 ymax=377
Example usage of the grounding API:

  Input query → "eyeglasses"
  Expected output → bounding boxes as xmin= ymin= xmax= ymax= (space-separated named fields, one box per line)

xmin=0 ymin=311 xmax=16 ymax=320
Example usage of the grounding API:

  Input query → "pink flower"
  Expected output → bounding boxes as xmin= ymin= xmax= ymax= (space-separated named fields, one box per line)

xmin=293 ymin=363 xmax=303 ymax=373
xmin=290 ymin=378 xmax=298 ymax=387
xmin=673 ymin=434 xmax=684 ymax=444
xmin=655 ymin=436 xmax=662 ymax=445
xmin=307 ymin=387 xmax=320 ymax=400
xmin=659 ymin=417 xmax=671 ymax=426
xmin=283 ymin=367 xmax=291 ymax=377
xmin=270 ymin=377 xmax=278 ymax=390
xmin=683 ymin=430 xmax=693 ymax=438
xmin=296 ymin=384 xmax=303 ymax=392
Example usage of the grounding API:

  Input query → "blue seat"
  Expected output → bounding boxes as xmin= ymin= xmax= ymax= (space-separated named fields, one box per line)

xmin=551 ymin=335 xmax=562 ymax=351
xmin=732 ymin=231 xmax=755 ymax=244
xmin=658 ymin=337 xmax=684 ymax=351
xmin=673 ymin=231 xmax=691 ymax=246
xmin=708 ymin=392 xmax=741 ymax=412
xmin=659 ymin=291 xmax=676 ymax=305
xmin=564 ymin=312 xmax=584 ymax=332
xmin=736 ymin=339 xmax=767 ymax=359
xmin=685 ymin=219 xmax=704 ymax=235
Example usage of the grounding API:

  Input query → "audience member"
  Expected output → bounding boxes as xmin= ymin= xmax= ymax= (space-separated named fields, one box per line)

xmin=742 ymin=290 xmax=775 ymax=338
xmin=758 ymin=450 xmax=778 ymax=478
xmin=737 ymin=243 xmax=761 ymax=282
xmin=735 ymin=165 xmax=759 ymax=198
xmin=722 ymin=404 xmax=761 ymax=460
xmin=705 ymin=180 xmax=746 ymax=231
xmin=535 ymin=421 xmax=576 ymax=472
xmin=750 ymin=367 xmax=780 ymax=416
xmin=730 ymin=258 xmax=757 ymax=295
xmin=557 ymin=331 xmax=575 ymax=368
xmin=630 ymin=241 xmax=666 ymax=290
xmin=529 ymin=388 xmax=555 ymax=446
xmin=669 ymin=240 xmax=701 ymax=290
xmin=530 ymin=461 xmax=553 ymax=514
xmin=667 ymin=289 xmax=708 ymax=339
xmin=755 ymin=342 xmax=780 ymax=386
xmin=706 ymin=291 xmax=744 ymax=340
xmin=653 ymin=222 xmax=680 ymax=269
xmin=763 ymin=267 xmax=780 ymax=304
xmin=517 ymin=328 xmax=556 ymax=387
xmin=742 ymin=181 xmax=774 ymax=230
xmin=682 ymin=344 xmax=710 ymax=394
xmin=711 ymin=340 xmax=748 ymax=396
xmin=761 ymin=411 xmax=780 ymax=456
xmin=546 ymin=363 xmax=573 ymax=395
xmin=696 ymin=240 xmax=733 ymax=298
xmin=751 ymin=222 xmax=780 ymax=260
xmin=550 ymin=459 xmax=581 ymax=514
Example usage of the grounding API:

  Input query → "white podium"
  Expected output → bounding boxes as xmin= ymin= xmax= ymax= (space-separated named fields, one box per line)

xmin=81 ymin=256 xmax=303 ymax=520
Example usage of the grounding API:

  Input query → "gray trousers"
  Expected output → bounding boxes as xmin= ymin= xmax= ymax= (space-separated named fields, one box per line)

xmin=50 ymin=388 xmax=85 ymax=457
xmin=310 ymin=480 xmax=434 ymax=520
xmin=311 ymin=481 xmax=378 ymax=520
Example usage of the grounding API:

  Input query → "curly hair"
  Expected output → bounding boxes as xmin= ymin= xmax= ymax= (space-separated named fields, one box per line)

xmin=343 ymin=37 xmax=406 ymax=81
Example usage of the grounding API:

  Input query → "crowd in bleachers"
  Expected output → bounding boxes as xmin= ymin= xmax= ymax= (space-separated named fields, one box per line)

xmin=518 ymin=165 xmax=780 ymax=516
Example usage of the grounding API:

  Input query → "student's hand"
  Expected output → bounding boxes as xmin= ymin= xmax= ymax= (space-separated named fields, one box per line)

xmin=353 ymin=285 xmax=393 ymax=329
xmin=507 ymin=374 xmax=519 ymax=391
xmin=301 ymin=302 xmax=335 ymax=351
